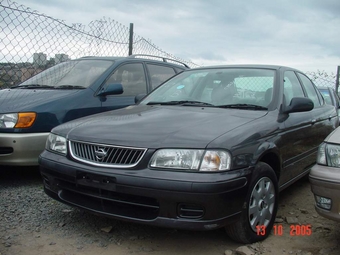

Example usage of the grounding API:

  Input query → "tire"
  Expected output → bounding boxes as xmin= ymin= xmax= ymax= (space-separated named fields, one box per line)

xmin=225 ymin=162 xmax=279 ymax=244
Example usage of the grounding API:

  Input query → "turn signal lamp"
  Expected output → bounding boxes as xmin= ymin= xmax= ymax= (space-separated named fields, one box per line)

xmin=15 ymin=112 xmax=37 ymax=128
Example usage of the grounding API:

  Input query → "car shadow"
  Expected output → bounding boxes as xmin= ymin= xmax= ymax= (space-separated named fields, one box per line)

xmin=278 ymin=175 xmax=311 ymax=202
xmin=0 ymin=166 xmax=42 ymax=185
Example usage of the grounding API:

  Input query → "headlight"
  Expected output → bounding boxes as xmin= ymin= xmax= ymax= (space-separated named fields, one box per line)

xmin=0 ymin=112 xmax=36 ymax=128
xmin=0 ymin=113 xmax=17 ymax=128
xmin=150 ymin=149 xmax=231 ymax=171
xmin=46 ymin=133 xmax=67 ymax=155
xmin=317 ymin=142 xmax=340 ymax=168
xmin=326 ymin=143 xmax=340 ymax=167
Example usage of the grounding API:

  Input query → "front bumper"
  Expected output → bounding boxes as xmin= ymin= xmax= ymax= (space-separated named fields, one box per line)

xmin=39 ymin=150 xmax=252 ymax=230
xmin=309 ymin=164 xmax=340 ymax=222
xmin=0 ymin=132 xmax=49 ymax=166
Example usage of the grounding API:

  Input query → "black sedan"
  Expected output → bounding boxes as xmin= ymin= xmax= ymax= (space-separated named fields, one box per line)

xmin=39 ymin=65 xmax=338 ymax=244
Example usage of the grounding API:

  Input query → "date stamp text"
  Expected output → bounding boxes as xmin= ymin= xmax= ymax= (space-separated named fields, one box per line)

xmin=256 ymin=224 xmax=312 ymax=236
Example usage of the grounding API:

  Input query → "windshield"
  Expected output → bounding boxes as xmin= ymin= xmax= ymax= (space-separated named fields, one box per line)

xmin=18 ymin=59 xmax=114 ymax=89
xmin=141 ymin=68 xmax=275 ymax=109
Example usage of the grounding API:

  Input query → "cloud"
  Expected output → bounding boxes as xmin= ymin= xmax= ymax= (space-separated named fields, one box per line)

xmin=4 ymin=0 xmax=340 ymax=73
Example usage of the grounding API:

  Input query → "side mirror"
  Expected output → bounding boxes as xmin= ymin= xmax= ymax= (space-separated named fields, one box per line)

xmin=282 ymin=97 xmax=314 ymax=114
xmin=135 ymin=93 xmax=147 ymax=104
xmin=98 ymin=83 xmax=123 ymax=97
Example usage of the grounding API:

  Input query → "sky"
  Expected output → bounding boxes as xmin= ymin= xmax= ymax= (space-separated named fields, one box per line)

xmin=6 ymin=0 xmax=340 ymax=74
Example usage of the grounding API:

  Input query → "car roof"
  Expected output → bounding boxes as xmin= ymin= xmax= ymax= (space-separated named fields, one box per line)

xmin=76 ymin=55 xmax=190 ymax=69
xmin=325 ymin=126 xmax=340 ymax=144
xmin=187 ymin=64 xmax=302 ymax=72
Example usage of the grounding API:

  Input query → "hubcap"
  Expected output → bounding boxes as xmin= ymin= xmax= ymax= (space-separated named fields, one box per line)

xmin=248 ymin=177 xmax=275 ymax=232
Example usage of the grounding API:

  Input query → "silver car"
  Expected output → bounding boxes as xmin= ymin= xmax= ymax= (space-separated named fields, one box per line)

xmin=310 ymin=126 xmax=340 ymax=222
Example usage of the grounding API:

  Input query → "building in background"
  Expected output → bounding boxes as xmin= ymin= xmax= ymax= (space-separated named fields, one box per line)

xmin=55 ymin=54 xmax=69 ymax=64
xmin=33 ymin=52 xmax=47 ymax=66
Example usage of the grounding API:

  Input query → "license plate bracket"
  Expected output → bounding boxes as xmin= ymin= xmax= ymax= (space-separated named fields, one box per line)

xmin=76 ymin=172 xmax=117 ymax=191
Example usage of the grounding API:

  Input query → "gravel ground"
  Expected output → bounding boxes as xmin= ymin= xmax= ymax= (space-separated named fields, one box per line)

xmin=0 ymin=166 xmax=339 ymax=255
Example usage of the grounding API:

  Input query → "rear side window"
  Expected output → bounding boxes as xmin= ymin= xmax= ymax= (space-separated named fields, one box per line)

xmin=283 ymin=71 xmax=304 ymax=107
xmin=297 ymin=73 xmax=321 ymax=107
xmin=147 ymin=64 xmax=176 ymax=89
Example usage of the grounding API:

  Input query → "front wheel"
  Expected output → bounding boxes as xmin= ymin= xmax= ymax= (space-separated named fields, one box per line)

xmin=225 ymin=162 xmax=278 ymax=243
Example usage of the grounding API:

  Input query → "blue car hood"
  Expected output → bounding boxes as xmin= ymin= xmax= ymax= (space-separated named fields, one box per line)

xmin=53 ymin=105 xmax=268 ymax=149
xmin=0 ymin=88 xmax=81 ymax=113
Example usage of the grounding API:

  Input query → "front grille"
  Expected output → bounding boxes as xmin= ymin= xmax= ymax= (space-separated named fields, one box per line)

xmin=69 ymin=140 xmax=147 ymax=168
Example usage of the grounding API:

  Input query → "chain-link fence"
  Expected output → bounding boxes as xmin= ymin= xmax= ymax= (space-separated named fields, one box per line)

xmin=0 ymin=0 xmax=199 ymax=88
xmin=306 ymin=69 xmax=339 ymax=91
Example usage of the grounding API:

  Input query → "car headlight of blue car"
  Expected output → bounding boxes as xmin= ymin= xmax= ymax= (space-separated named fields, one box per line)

xmin=0 ymin=112 xmax=36 ymax=128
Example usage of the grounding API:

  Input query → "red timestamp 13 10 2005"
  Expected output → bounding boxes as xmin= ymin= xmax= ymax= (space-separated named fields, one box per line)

xmin=256 ymin=224 xmax=312 ymax=236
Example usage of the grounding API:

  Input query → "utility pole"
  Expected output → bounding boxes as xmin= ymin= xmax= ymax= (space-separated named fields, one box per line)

xmin=336 ymin=66 xmax=340 ymax=95
xmin=128 ymin=23 xmax=134 ymax=56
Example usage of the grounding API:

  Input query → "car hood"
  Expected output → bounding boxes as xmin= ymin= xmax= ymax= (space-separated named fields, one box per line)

xmin=0 ymin=88 xmax=81 ymax=113
xmin=54 ymin=105 xmax=267 ymax=148
xmin=324 ymin=126 xmax=340 ymax=144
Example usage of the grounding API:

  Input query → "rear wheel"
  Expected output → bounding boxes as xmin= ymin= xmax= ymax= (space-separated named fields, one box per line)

xmin=225 ymin=162 xmax=278 ymax=243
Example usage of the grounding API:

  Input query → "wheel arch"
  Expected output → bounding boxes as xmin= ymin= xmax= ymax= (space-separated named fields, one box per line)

xmin=258 ymin=150 xmax=281 ymax=182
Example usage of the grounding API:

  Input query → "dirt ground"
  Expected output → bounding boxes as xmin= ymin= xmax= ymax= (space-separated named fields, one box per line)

xmin=1 ymin=168 xmax=339 ymax=255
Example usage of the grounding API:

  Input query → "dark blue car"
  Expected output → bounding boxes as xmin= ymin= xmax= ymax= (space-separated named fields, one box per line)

xmin=0 ymin=55 xmax=188 ymax=166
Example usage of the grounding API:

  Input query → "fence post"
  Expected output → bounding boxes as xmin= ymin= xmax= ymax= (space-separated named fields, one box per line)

xmin=128 ymin=23 xmax=134 ymax=56
xmin=336 ymin=66 xmax=340 ymax=95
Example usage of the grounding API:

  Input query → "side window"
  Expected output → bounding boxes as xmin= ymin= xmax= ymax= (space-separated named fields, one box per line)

xmin=318 ymin=89 xmax=332 ymax=105
xmin=297 ymin=73 xmax=321 ymax=107
xmin=147 ymin=64 xmax=176 ymax=89
xmin=334 ymin=91 xmax=340 ymax=107
xmin=105 ymin=63 xmax=147 ymax=96
xmin=283 ymin=71 xmax=304 ymax=107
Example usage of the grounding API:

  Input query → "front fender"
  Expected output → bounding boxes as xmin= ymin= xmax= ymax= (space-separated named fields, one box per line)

xmin=231 ymin=140 xmax=281 ymax=177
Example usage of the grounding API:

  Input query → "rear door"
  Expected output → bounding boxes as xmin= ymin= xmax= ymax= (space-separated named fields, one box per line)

xmin=279 ymin=70 xmax=315 ymax=187
xmin=297 ymin=72 xmax=337 ymax=145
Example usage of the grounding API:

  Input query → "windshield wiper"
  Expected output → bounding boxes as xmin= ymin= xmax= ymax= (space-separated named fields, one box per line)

xmin=55 ymin=85 xmax=85 ymax=89
xmin=147 ymin=100 xmax=214 ymax=106
xmin=11 ymin=84 xmax=55 ymax=89
xmin=217 ymin=104 xmax=268 ymax=110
